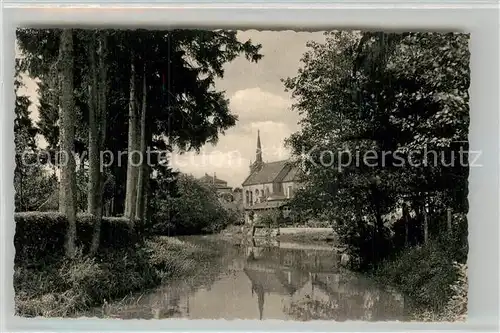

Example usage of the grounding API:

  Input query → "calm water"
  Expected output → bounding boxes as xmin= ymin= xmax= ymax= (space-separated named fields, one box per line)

xmin=97 ymin=236 xmax=410 ymax=321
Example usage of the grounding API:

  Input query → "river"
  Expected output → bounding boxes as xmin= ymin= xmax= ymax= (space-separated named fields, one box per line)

xmin=94 ymin=235 xmax=411 ymax=321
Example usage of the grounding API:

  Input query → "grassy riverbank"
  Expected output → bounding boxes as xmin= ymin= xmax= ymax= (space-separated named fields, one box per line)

xmin=221 ymin=225 xmax=336 ymax=245
xmin=370 ymin=239 xmax=468 ymax=321
xmin=15 ymin=237 xmax=217 ymax=317
xmin=277 ymin=228 xmax=336 ymax=244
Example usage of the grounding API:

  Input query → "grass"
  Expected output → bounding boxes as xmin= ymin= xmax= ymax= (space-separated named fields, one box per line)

xmin=370 ymin=239 xmax=467 ymax=321
xmin=277 ymin=231 xmax=336 ymax=244
xmin=14 ymin=236 xmax=218 ymax=317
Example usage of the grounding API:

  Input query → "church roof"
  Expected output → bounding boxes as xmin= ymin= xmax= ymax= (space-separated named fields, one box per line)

xmin=242 ymin=160 xmax=293 ymax=186
xmin=281 ymin=165 xmax=302 ymax=182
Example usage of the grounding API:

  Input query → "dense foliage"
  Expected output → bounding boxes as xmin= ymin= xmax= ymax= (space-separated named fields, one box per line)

xmin=150 ymin=174 xmax=236 ymax=235
xmin=14 ymin=212 xmax=137 ymax=263
xmin=15 ymin=28 xmax=262 ymax=220
xmin=284 ymin=31 xmax=469 ymax=268
xmin=13 ymin=28 xmax=261 ymax=317
xmin=14 ymin=236 xmax=219 ymax=317
xmin=14 ymin=28 xmax=470 ymax=320
xmin=14 ymin=59 xmax=58 ymax=212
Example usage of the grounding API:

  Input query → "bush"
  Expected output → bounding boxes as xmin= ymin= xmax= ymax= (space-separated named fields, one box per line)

xmin=14 ymin=212 xmax=137 ymax=263
xmin=14 ymin=236 xmax=218 ymax=317
xmin=15 ymin=245 xmax=158 ymax=317
xmin=335 ymin=218 xmax=394 ymax=270
xmin=222 ymin=202 xmax=245 ymax=226
xmin=443 ymin=262 xmax=468 ymax=321
xmin=373 ymin=240 xmax=460 ymax=312
xmin=305 ymin=220 xmax=331 ymax=228
xmin=258 ymin=209 xmax=281 ymax=227
xmin=144 ymin=236 xmax=212 ymax=280
xmin=150 ymin=174 xmax=234 ymax=235
xmin=14 ymin=212 xmax=67 ymax=264
xmin=76 ymin=214 xmax=137 ymax=251
xmin=413 ymin=262 xmax=468 ymax=321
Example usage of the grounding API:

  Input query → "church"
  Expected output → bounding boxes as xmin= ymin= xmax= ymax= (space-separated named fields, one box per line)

xmin=241 ymin=131 xmax=302 ymax=224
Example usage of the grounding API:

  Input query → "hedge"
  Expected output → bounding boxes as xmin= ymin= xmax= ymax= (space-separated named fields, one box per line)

xmin=14 ymin=212 xmax=138 ymax=263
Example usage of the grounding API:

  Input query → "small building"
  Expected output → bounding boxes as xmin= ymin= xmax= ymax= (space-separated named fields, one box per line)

xmin=241 ymin=131 xmax=302 ymax=224
xmin=199 ymin=173 xmax=233 ymax=199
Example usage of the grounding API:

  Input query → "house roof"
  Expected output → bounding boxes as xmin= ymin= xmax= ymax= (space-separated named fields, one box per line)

xmin=214 ymin=185 xmax=232 ymax=190
xmin=199 ymin=173 xmax=228 ymax=185
xmin=242 ymin=160 xmax=295 ymax=186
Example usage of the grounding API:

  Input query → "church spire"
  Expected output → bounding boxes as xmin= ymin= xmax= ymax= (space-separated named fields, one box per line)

xmin=256 ymin=130 xmax=262 ymax=164
xmin=250 ymin=130 xmax=264 ymax=173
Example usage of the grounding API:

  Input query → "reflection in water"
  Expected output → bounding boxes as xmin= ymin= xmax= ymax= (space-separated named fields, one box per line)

xmin=97 ymin=236 xmax=409 ymax=321
xmin=251 ymin=281 xmax=265 ymax=320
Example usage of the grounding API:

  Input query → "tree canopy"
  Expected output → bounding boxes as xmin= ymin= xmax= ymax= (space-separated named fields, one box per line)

xmin=284 ymin=31 xmax=469 ymax=267
xmin=16 ymin=28 xmax=263 ymax=217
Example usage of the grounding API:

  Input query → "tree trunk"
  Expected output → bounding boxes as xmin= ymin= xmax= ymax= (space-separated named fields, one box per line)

xmin=143 ymin=171 xmax=149 ymax=222
xmin=124 ymin=51 xmax=139 ymax=223
xmin=19 ymin=161 xmax=24 ymax=211
xmin=58 ymin=29 xmax=78 ymax=259
xmin=90 ymin=31 xmax=108 ymax=255
xmin=370 ymin=185 xmax=383 ymax=264
xmin=403 ymin=202 xmax=409 ymax=247
xmin=142 ymin=127 xmax=153 ymax=226
xmin=414 ymin=193 xmax=424 ymax=244
xmin=447 ymin=207 xmax=452 ymax=234
xmin=135 ymin=68 xmax=147 ymax=221
xmin=423 ymin=195 xmax=429 ymax=244
xmin=87 ymin=31 xmax=100 ymax=215
xmin=97 ymin=31 xmax=108 ymax=152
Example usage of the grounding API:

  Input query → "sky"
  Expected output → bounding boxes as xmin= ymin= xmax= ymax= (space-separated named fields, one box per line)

xmin=17 ymin=30 xmax=327 ymax=188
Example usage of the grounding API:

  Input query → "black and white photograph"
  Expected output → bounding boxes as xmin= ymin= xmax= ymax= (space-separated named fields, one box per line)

xmin=14 ymin=29 xmax=469 ymax=321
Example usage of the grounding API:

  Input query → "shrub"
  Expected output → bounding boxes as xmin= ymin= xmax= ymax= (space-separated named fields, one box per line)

xmin=413 ymin=262 xmax=468 ymax=321
xmin=14 ymin=212 xmax=68 ymax=263
xmin=305 ymin=220 xmax=331 ymax=228
xmin=144 ymin=236 xmax=210 ymax=280
xmin=335 ymin=218 xmax=394 ymax=270
xmin=258 ymin=209 xmax=281 ymax=227
xmin=443 ymin=262 xmax=468 ymax=321
xmin=76 ymin=214 xmax=137 ymax=251
xmin=14 ymin=236 xmax=218 ymax=317
xmin=150 ymin=174 xmax=233 ymax=235
xmin=14 ymin=212 xmax=137 ymax=263
xmin=15 ymin=246 xmax=157 ymax=317
xmin=373 ymin=239 xmax=460 ymax=312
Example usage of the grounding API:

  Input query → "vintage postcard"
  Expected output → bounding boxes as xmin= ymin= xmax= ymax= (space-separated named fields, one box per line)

xmin=14 ymin=29 xmax=469 ymax=321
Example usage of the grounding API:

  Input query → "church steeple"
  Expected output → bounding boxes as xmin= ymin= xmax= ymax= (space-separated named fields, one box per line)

xmin=256 ymin=130 xmax=263 ymax=164
xmin=250 ymin=130 xmax=264 ymax=173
